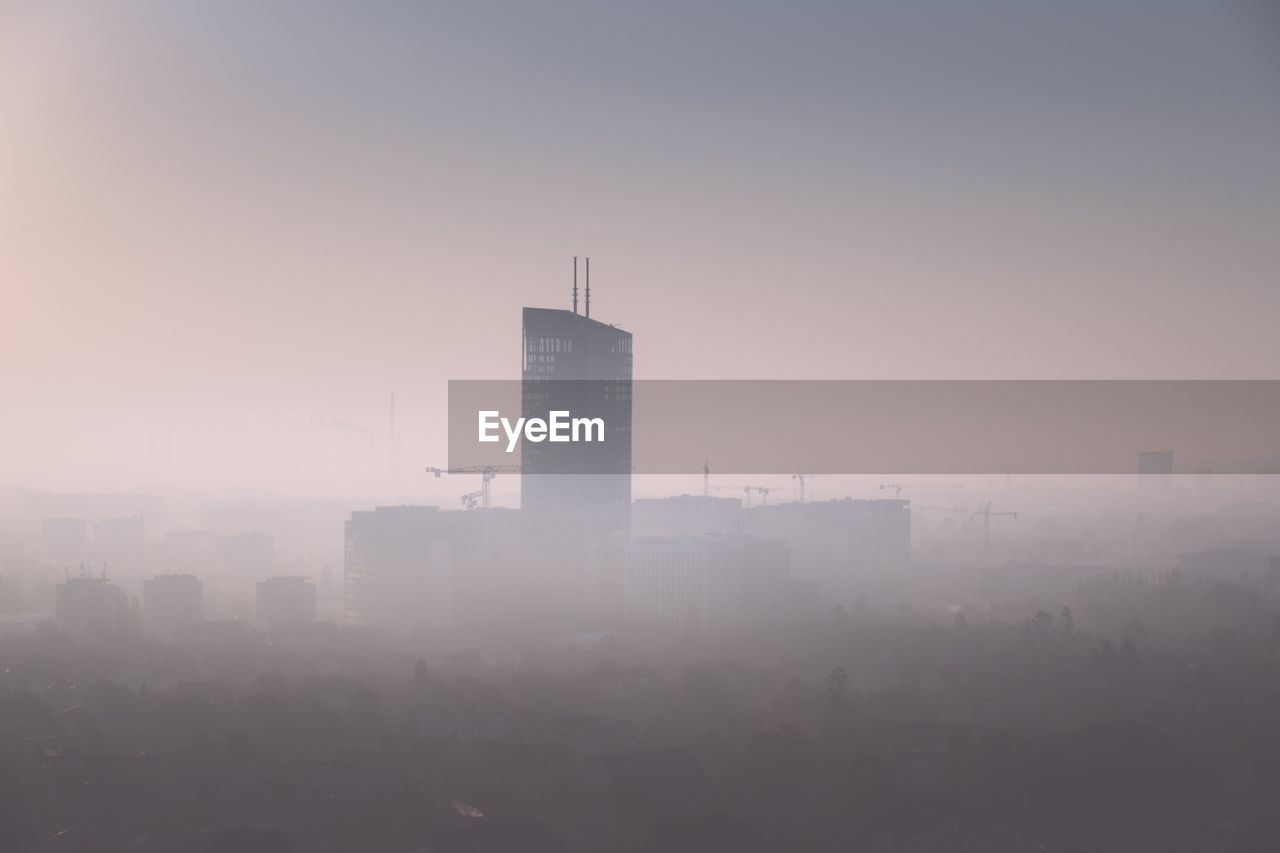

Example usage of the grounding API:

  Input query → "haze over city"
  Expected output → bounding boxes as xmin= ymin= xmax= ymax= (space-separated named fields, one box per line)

xmin=3 ymin=3 xmax=1280 ymax=852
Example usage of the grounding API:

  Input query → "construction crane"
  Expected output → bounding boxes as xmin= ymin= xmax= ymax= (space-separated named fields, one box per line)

xmin=915 ymin=501 xmax=1017 ymax=555
xmin=710 ymin=484 xmax=782 ymax=508
xmin=427 ymin=465 xmax=521 ymax=510
xmin=879 ymin=482 xmax=963 ymax=499
xmin=711 ymin=485 xmax=757 ymax=507
xmin=753 ymin=485 xmax=782 ymax=506
xmin=791 ymin=473 xmax=829 ymax=503
xmin=709 ymin=484 xmax=745 ymax=505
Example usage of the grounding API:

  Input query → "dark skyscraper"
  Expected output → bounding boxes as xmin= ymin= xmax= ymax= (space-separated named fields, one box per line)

xmin=520 ymin=264 xmax=633 ymax=537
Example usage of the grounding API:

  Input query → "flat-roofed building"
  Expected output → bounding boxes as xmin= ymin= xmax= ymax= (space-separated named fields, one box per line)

xmin=55 ymin=575 xmax=126 ymax=637
xmin=344 ymin=506 xmax=453 ymax=635
xmin=632 ymin=496 xmax=742 ymax=537
xmin=256 ymin=576 xmax=316 ymax=630
xmin=623 ymin=534 xmax=789 ymax=632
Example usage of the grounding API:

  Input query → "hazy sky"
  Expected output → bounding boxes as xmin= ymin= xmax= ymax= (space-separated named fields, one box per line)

xmin=3 ymin=1 xmax=1279 ymax=492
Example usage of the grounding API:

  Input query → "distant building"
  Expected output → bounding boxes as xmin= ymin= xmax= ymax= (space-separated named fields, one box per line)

xmin=41 ymin=518 xmax=89 ymax=567
xmin=344 ymin=506 xmax=443 ymax=634
xmin=632 ymin=496 xmax=743 ymax=537
xmin=345 ymin=505 xmax=528 ymax=638
xmin=345 ymin=506 xmax=454 ymax=634
xmin=256 ymin=576 xmax=316 ymax=630
xmin=745 ymin=498 xmax=910 ymax=601
xmin=619 ymin=496 xmax=749 ymax=626
xmin=623 ymin=534 xmax=790 ymax=632
xmin=93 ymin=516 xmax=146 ymax=569
xmin=143 ymin=574 xmax=204 ymax=637
xmin=218 ymin=531 xmax=274 ymax=574
xmin=162 ymin=530 xmax=221 ymax=575
xmin=55 ymin=575 xmax=126 ymax=636
xmin=1174 ymin=545 xmax=1280 ymax=583
xmin=164 ymin=530 xmax=275 ymax=601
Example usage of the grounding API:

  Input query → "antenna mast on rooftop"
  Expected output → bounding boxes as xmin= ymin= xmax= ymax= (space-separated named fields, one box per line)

xmin=585 ymin=257 xmax=591 ymax=320
xmin=572 ymin=256 xmax=579 ymax=315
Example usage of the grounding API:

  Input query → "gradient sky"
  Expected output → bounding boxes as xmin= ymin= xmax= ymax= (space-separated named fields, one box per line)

xmin=2 ymin=0 xmax=1279 ymax=493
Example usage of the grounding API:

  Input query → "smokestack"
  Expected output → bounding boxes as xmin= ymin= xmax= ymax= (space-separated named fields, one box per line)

xmin=585 ymin=257 xmax=591 ymax=320
xmin=572 ymin=256 xmax=578 ymax=315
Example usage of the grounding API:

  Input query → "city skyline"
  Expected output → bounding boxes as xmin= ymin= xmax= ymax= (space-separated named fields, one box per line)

xmin=4 ymin=6 xmax=1280 ymax=850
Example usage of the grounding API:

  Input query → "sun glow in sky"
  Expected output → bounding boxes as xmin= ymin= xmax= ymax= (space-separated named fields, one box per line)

xmin=3 ymin=1 xmax=1279 ymax=492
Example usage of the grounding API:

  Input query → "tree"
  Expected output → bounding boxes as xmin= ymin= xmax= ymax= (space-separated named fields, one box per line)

xmin=825 ymin=666 xmax=848 ymax=708
xmin=1059 ymin=606 xmax=1075 ymax=637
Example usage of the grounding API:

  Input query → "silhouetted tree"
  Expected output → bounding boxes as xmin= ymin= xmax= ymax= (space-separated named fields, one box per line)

xmin=1059 ymin=606 xmax=1075 ymax=637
